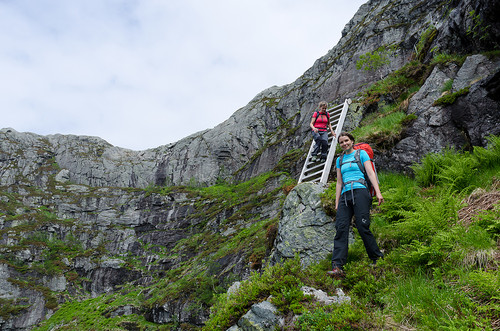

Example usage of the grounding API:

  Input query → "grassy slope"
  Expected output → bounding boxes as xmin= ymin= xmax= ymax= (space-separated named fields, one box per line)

xmin=204 ymin=136 xmax=500 ymax=331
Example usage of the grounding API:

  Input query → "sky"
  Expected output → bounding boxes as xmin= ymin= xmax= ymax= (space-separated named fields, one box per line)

xmin=0 ymin=0 xmax=367 ymax=151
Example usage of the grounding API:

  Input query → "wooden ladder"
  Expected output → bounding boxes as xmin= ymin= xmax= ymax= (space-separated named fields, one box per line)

xmin=298 ymin=99 xmax=351 ymax=185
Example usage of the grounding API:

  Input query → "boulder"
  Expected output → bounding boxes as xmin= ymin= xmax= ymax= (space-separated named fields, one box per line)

xmin=236 ymin=300 xmax=284 ymax=331
xmin=270 ymin=182 xmax=335 ymax=267
xmin=301 ymin=286 xmax=351 ymax=305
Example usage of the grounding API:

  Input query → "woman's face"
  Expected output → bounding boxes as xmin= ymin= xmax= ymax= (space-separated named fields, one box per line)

xmin=319 ymin=104 xmax=327 ymax=112
xmin=338 ymin=135 xmax=353 ymax=151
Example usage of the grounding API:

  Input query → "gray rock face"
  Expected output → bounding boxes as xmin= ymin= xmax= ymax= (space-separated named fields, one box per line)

xmin=449 ymin=68 xmax=500 ymax=146
xmin=378 ymin=55 xmax=500 ymax=173
xmin=270 ymin=182 xmax=336 ymax=267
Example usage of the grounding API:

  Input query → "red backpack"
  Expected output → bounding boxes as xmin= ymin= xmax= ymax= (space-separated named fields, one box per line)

xmin=339 ymin=142 xmax=379 ymax=197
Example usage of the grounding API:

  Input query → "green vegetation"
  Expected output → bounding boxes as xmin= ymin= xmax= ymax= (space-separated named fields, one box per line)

xmin=28 ymin=168 xmax=296 ymax=330
xmin=356 ymin=44 xmax=398 ymax=78
xmin=351 ymin=103 xmax=413 ymax=150
xmin=416 ymin=25 xmax=438 ymax=61
xmin=34 ymin=290 xmax=164 ymax=331
xmin=433 ymin=87 xmax=470 ymax=106
xmin=353 ymin=48 xmax=481 ymax=151
xmin=430 ymin=52 xmax=467 ymax=67
xmin=203 ymin=255 xmax=358 ymax=330
xmin=359 ymin=60 xmax=426 ymax=107
xmin=441 ymin=79 xmax=454 ymax=93
xmin=467 ymin=10 xmax=492 ymax=43
xmin=202 ymin=134 xmax=500 ymax=330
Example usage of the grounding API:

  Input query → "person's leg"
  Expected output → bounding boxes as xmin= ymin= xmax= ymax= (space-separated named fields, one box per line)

xmin=319 ymin=131 xmax=329 ymax=159
xmin=311 ymin=131 xmax=321 ymax=156
xmin=331 ymin=195 xmax=354 ymax=269
xmin=352 ymin=189 xmax=384 ymax=262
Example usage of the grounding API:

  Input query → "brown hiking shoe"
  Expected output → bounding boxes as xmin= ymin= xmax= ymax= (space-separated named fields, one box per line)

xmin=327 ymin=267 xmax=345 ymax=278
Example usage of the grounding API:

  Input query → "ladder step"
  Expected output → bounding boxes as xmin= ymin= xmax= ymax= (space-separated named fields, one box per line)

xmin=303 ymin=168 xmax=325 ymax=178
xmin=301 ymin=172 xmax=323 ymax=182
xmin=305 ymin=161 xmax=326 ymax=171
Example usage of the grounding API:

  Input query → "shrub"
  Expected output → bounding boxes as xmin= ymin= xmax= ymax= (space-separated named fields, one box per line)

xmin=435 ymin=154 xmax=479 ymax=192
xmin=440 ymin=79 xmax=454 ymax=93
xmin=359 ymin=61 xmax=426 ymax=106
xmin=296 ymin=304 xmax=369 ymax=330
xmin=473 ymin=207 xmax=500 ymax=240
xmin=464 ymin=270 xmax=500 ymax=302
xmin=388 ymin=191 xmax=461 ymax=246
xmin=416 ymin=25 xmax=437 ymax=61
xmin=356 ymin=44 xmax=398 ymax=79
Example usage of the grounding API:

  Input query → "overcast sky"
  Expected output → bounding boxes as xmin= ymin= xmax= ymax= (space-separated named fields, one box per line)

xmin=1 ymin=0 xmax=366 ymax=151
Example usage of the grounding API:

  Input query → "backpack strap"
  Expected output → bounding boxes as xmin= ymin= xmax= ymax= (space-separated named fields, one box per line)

xmin=353 ymin=150 xmax=365 ymax=177
xmin=339 ymin=150 xmax=369 ymax=192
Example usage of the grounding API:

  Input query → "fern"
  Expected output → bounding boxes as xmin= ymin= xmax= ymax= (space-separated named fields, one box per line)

xmin=435 ymin=154 xmax=479 ymax=192
xmin=389 ymin=191 xmax=461 ymax=245
xmin=411 ymin=148 xmax=457 ymax=187
xmin=473 ymin=135 xmax=500 ymax=168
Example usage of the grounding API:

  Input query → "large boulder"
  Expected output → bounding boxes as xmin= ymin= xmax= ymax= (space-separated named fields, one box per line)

xmin=270 ymin=182 xmax=335 ymax=267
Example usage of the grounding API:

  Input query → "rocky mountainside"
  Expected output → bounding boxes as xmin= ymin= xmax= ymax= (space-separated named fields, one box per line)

xmin=1 ymin=0 xmax=499 ymax=329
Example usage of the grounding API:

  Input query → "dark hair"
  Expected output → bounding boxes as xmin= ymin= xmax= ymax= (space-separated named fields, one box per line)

xmin=339 ymin=131 xmax=355 ymax=143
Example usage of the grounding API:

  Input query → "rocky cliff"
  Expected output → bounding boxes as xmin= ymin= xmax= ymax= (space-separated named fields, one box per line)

xmin=1 ymin=0 xmax=499 ymax=329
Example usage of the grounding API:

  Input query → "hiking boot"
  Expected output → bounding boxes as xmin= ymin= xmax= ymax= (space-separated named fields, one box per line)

xmin=320 ymin=156 xmax=327 ymax=163
xmin=311 ymin=155 xmax=319 ymax=162
xmin=327 ymin=267 xmax=345 ymax=278
xmin=371 ymin=257 xmax=383 ymax=267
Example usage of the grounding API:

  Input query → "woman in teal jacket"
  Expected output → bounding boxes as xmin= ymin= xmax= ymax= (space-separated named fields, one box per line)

xmin=328 ymin=132 xmax=384 ymax=277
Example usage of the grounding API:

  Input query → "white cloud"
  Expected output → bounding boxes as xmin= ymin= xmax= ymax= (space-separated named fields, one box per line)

xmin=0 ymin=0 xmax=366 ymax=150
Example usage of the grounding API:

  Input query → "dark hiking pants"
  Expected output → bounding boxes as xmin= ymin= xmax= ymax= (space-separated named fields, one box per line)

xmin=312 ymin=131 xmax=329 ymax=158
xmin=331 ymin=188 xmax=384 ymax=269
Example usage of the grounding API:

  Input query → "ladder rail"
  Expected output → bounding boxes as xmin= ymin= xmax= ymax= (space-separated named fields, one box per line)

xmin=319 ymin=99 xmax=350 ymax=184
xmin=298 ymin=98 xmax=351 ymax=184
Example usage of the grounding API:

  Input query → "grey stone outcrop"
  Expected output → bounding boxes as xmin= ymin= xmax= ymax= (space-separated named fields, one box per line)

xmin=270 ymin=182 xmax=336 ymax=267
xmin=236 ymin=301 xmax=284 ymax=331
xmin=301 ymin=286 xmax=351 ymax=305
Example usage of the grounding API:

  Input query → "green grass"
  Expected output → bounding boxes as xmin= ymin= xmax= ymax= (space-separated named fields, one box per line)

xmin=34 ymin=291 xmax=166 ymax=331
xmin=352 ymin=107 xmax=408 ymax=149
xmin=383 ymin=274 xmax=487 ymax=330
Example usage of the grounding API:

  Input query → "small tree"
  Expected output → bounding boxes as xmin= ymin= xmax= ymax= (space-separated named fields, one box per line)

xmin=356 ymin=45 xmax=398 ymax=79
